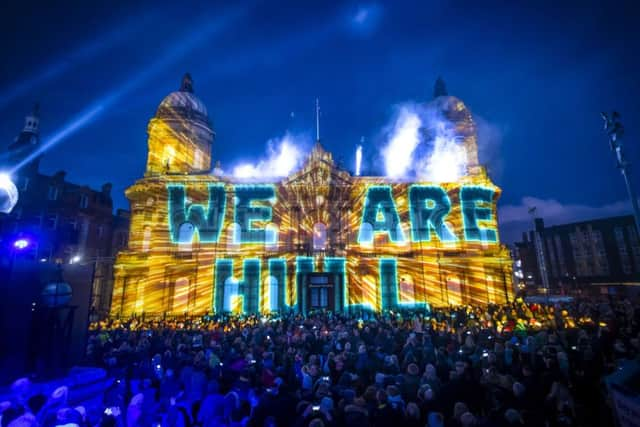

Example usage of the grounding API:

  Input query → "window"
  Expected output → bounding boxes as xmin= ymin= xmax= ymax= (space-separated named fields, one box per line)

xmin=268 ymin=276 xmax=279 ymax=312
xmin=227 ymin=223 xmax=241 ymax=249
xmin=194 ymin=149 xmax=203 ymax=169
xmin=97 ymin=225 xmax=104 ymax=238
xmin=79 ymin=194 xmax=89 ymax=209
xmin=177 ymin=222 xmax=194 ymax=252
xmin=223 ymin=278 xmax=240 ymax=312
xmin=266 ymin=223 xmax=278 ymax=248
xmin=142 ymin=227 xmax=151 ymax=252
xmin=446 ymin=276 xmax=462 ymax=306
xmin=358 ymin=222 xmax=373 ymax=245
xmin=48 ymin=186 xmax=59 ymax=201
xmin=399 ymin=274 xmax=415 ymax=303
xmin=173 ymin=277 xmax=189 ymax=313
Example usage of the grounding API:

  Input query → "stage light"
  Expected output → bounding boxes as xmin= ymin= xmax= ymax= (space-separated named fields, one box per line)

xmin=0 ymin=173 xmax=19 ymax=214
xmin=13 ymin=238 xmax=30 ymax=250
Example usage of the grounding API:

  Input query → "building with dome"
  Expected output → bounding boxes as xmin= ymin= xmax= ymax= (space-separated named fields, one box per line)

xmin=110 ymin=74 xmax=513 ymax=316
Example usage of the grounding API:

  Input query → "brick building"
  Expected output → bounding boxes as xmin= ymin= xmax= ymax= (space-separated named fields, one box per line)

xmin=513 ymin=216 xmax=640 ymax=294
xmin=0 ymin=105 xmax=129 ymax=316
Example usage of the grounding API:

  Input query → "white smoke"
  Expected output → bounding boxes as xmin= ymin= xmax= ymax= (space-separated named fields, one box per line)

xmin=380 ymin=102 xmax=468 ymax=182
xmin=232 ymin=133 xmax=308 ymax=180
xmin=355 ymin=144 xmax=363 ymax=176
xmin=381 ymin=106 xmax=422 ymax=179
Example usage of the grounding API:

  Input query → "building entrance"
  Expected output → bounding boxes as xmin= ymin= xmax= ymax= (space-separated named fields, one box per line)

xmin=306 ymin=273 xmax=335 ymax=311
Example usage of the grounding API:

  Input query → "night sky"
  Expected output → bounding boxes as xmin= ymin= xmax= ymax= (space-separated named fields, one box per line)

xmin=1 ymin=0 xmax=639 ymax=243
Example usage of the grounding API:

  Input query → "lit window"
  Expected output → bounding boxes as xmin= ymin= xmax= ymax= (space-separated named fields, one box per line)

xmin=223 ymin=277 xmax=239 ymax=312
xmin=268 ymin=276 xmax=279 ymax=312
xmin=177 ymin=222 xmax=194 ymax=252
xmin=194 ymin=149 xmax=203 ymax=169
xmin=173 ymin=277 xmax=189 ymax=313
xmin=142 ymin=227 xmax=151 ymax=252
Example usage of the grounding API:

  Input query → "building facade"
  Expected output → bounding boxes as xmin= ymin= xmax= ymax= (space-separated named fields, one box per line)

xmin=0 ymin=105 xmax=130 ymax=316
xmin=513 ymin=216 xmax=640 ymax=293
xmin=110 ymin=75 xmax=513 ymax=316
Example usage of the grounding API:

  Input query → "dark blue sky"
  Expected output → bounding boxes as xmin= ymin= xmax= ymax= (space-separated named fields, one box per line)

xmin=1 ymin=0 xmax=639 ymax=242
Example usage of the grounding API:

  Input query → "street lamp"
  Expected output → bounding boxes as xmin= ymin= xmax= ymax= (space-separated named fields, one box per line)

xmin=601 ymin=112 xmax=640 ymax=234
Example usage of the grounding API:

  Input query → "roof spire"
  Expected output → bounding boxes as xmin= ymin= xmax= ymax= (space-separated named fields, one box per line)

xmin=433 ymin=76 xmax=448 ymax=98
xmin=315 ymin=98 xmax=320 ymax=142
xmin=180 ymin=73 xmax=194 ymax=93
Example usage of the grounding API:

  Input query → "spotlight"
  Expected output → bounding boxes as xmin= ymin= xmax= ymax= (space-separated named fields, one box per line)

xmin=0 ymin=173 xmax=19 ymax=214
xmin=13 ymin=238 xmax=31 ymax=250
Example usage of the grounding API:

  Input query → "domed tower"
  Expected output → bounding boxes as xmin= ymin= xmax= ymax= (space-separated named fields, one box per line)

xmin=145 ymin=73 xmax=214 ymax=175
xmin=429 ymin=77 xmax=480 ymax=175
xmin=7 ymin=103 xmax=41 ymax=173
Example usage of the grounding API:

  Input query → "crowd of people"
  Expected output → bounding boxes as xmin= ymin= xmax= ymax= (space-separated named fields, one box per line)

xmin=1 ymin=296 xmax=638 ymax=427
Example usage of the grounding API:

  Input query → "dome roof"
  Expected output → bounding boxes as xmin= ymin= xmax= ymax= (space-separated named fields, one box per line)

xmin=155 ymin=73 xmax=210 ymax=124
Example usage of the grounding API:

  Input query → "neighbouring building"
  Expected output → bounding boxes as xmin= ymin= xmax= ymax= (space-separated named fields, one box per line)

xmin=109 ymin=74 xmax=513 ymax=317
xmin=0 ymin=104 xmax=130 ymax=316
xmin=513 ymin=216 xmax=640 ymax=294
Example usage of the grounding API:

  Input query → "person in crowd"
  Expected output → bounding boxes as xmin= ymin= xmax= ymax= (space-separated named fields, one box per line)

xmin=2 ymin=296 xmax=637 ymax=426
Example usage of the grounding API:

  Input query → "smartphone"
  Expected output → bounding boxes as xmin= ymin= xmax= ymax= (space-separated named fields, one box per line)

xmin=312 ymin=405 xmax=320 ymax=411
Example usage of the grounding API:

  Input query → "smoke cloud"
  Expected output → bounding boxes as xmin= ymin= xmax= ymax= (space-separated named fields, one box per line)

xmin=379 ymin=102 xmax=468 ymax=182
xmin=231 ymin=132 xmax=310 ymax=181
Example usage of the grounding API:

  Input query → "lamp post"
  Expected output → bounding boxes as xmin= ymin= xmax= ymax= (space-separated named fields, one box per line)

xmin=601 ymin=112 xmax=640 ymax=234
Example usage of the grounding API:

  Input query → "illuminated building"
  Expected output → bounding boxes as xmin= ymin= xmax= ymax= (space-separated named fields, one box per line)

xmin=110 ymin=74 xmax=513 ymax=316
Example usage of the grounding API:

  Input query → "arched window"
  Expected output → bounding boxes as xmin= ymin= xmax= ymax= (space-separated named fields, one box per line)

xmin=268 ymin=276 xmax=278 ymax=312
xmin=227 ymin=223 xmax=241 ymax=249
xmin=142 ymin=227 xmax=151 ymax=252
xmin=486 ymin=275 xmax=495 ymax=303
xmin=194 ymin=149 xmax=203 ymax=169
xmin=266 ymin=223 xmax=278 ymax=248
xmin=163 ymin=146 xmax=175 ymax=169
xmin=223 ymin=277 xmax=239 ymax=312
xmin=313 ymin=223 xmax=327 ymax=250
xmin=134 ymin=280 xmax=145 ymax=312
xmin=399 ymin=274 xmax=415 ymax=303
xmin=446 ymin=276 xmax=462 ymax=306
xmin=177 ymin=222 xmax=194 ymax=251
xmin=358 ymin=222 xmax=373 ymax=246
xmin=173 ymin=277 xmax=189 ymax=313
